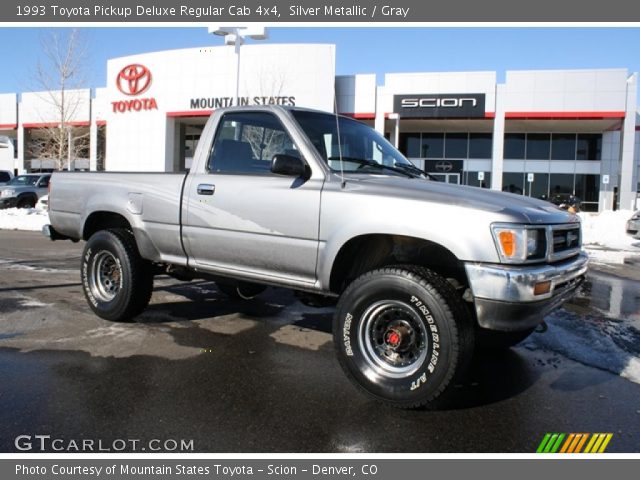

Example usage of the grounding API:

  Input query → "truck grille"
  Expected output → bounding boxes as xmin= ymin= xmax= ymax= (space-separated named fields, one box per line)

xmin=548 ymin=224 xmax=581 ymax=261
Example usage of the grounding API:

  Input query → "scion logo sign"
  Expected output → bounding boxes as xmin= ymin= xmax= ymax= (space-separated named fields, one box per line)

xmin=116 ymin=64 xmax=152 ymax=96
xmin=394 ymin=93 xmax=485 ymax=118
xmin=435 ymin=161 xmax=453 ymax=172
xmin=112 ymin=64 xmax=158 ymax=114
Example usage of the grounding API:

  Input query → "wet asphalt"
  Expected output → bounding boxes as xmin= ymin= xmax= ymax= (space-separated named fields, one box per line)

xmin=0 ymin=230 xmax=639 ymax=453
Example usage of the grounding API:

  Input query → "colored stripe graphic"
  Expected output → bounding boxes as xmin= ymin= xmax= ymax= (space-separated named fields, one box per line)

xmin=560 ymin=434 xmax=575 ymax=453
xmin=536 ymin=433 xmax=552 ymax=453
xmin=537 ymin=433 xmax=613 ymax=453
xmin=574 ymin=433 xmax=589 ymax=453
xmin=537 ymin=433 xmax=565 ymax=453
xmin=584 ymin=433 xmax=614 ymax=453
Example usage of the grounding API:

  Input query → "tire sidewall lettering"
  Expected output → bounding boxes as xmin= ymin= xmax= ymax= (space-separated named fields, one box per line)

xmin=343 ymin=312 xmax=354 ymax=356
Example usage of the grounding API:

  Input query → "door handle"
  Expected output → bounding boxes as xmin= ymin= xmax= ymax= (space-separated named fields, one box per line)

xmin=197 ymin=184 xmax=215 ymax=195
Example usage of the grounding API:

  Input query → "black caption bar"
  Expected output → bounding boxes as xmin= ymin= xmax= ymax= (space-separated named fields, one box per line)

xmin=2 ymin=459 xmax=640 ymax=480
xmin=1 ymin=0 xmax=640 ymax=22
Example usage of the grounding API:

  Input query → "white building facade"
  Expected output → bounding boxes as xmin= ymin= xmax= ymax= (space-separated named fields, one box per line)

xmin=0 ymin=43 xmax=638 ymax=212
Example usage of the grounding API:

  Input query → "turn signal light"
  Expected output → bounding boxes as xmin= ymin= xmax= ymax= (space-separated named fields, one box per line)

xmin=534 ymin=281 xmax=552 ymax=296
xmin=498 ymin=231 xmax=515 ymax=257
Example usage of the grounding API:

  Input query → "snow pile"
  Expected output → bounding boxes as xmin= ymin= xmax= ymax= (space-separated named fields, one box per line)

xmin=524 ymin=308 xmax=640 ymax=385
xmin=579 ymin=210 xmax=638 ymax=251
xmin=0 ymin=208 xmax=49 ymax=231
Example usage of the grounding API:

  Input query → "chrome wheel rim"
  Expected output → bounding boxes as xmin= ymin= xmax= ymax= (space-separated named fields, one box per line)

xmin=358 ymin=300 xmax=429 ymax=379
xmin=89 ymin=251 xmax=122 ymax=302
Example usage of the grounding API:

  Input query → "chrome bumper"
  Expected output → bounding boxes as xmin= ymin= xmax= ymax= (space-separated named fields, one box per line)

xmin=464 ymin=252 xmax=588 ymax=331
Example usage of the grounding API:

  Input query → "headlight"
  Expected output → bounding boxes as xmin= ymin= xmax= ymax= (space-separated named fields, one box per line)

xmin=491 ymin=224 xmax=547 ymax=263
xmin=0 ymin=189 xmax=15 ymax=198
xmin=632 ymin=212 xmax=640 ymax=221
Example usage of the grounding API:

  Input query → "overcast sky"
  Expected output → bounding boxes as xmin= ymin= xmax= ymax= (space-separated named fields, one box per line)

xmin=0 ymin=27 xmax=639 ymax=93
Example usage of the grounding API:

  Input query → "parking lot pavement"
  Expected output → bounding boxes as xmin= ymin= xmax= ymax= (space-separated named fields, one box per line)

xmin=0 ymin=230 xmax=639 ymax=453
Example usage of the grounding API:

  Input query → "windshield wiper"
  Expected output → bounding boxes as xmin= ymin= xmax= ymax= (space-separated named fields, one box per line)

xmin=327 ymin=157 xmax=417 ymax=179
xmin=391 ymin=163 xmax=439 ymax=180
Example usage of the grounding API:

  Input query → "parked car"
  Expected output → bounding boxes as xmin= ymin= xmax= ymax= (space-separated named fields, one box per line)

xmin=0 ymin=170 xmax=13 ymax=185
xmin=43 ymin=106 xmax=587 ymax=409
xmin=627 ymin=211 xmax=640 ymax=239
xmin=36 ymin=194 xmax=49 ymax=211
xmin=0 ymin=173 xmax=51 ymax=209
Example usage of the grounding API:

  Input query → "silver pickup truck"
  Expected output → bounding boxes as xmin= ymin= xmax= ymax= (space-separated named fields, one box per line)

xmin=45 ymin=106 xmax=587 ymax=408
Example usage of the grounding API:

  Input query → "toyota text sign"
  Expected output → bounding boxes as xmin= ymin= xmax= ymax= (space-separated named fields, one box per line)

xmin=112 ymin=63 xmax=158 ymax=113
xmin=394 ymin=94 xmax=486 ymax=118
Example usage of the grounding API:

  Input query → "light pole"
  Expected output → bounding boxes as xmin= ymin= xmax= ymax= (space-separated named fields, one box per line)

xmin=208 ymin=26 xmax=268 ymax=107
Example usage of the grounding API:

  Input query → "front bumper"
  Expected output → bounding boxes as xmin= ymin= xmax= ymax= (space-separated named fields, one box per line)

xmin=465 ymin=252 xmax=588 ymax=331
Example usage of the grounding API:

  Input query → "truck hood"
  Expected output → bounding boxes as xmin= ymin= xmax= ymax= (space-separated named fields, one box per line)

xmin=341 ymin=174 xmax=579 ymax=225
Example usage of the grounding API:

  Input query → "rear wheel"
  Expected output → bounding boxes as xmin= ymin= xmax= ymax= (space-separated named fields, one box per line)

xmin=81 ymin=229 xmax=153 ymax=321
xmin=333 ymin=266 xmax=474 ymax=409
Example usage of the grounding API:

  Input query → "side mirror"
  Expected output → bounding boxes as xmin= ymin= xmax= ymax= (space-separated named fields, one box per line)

xmin=271 ymin=154 xmax=308 ymax=178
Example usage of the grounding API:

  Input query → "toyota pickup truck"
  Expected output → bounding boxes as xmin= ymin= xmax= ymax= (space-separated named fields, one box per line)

xmin=44 ymin=106 xmax=588 ymax=408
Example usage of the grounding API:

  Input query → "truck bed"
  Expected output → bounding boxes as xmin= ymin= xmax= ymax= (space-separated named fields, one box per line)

xmin=49 ymin=171 xmax=187 ymax=265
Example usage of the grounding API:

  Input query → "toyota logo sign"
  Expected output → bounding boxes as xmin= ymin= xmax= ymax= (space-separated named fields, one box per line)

xmin=116 ymin=64 xmax=152 ymax=96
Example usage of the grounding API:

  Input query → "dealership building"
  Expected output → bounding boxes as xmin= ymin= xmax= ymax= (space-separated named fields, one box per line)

xmin=0 ymin=42 xmax=638 ymax=212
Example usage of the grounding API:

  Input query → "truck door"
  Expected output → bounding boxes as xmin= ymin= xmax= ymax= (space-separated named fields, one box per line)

xmin=182 ymin=111 xmax=323 ymax=286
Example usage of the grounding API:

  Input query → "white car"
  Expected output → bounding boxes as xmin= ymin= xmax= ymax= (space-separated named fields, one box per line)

xmin=627 ymin=211 xmax=640 ymax=239
xmin=36 ymin=194 xmax=49 ymax=210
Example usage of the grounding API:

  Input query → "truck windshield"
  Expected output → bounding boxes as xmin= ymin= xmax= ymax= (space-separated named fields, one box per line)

xmin=291 ymin=110 xmax=426 ymax=178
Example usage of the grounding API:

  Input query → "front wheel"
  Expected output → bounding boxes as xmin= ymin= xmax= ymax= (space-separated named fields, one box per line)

xmin=333 ymin=266 xmax=474 ymax=409
xmin=81 ymin=229 xmax=153 ymax=321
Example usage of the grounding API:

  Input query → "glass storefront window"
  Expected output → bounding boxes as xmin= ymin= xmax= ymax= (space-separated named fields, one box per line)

xmin=576 ymin=134 xmax=602 ymax=160
xmin=527 ymin=173 xmax=550 ymax=199
xmin=504 ymin=133 xmax=526 ymax=159
xmin=464 ymin=171 xmax=491 ymax=188
xmin=575 ymin=174 xmax=600 ymax=211
xmin=549 ymin=173 xmax=574 ymax=196
xmin=444 ymin=133 xmax=468 ymax=159
xmin=502 ymin=172 xmax=525 ymax=195
xmin=551 ymin=133 xmax=577 ymax=160
xmin=421 ymin=133 xmax=444 ymax=158
xmin=468 ymin=133 xmax=492 ymax=159
xmin=526 ymin=133 xmax=551 ymax=160
xmin=399 ymin=133 xmax=421 ymax=158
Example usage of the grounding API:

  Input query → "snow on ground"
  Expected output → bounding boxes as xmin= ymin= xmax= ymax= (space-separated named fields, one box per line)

xmin=579 ymin=210 xmax=640 ymax=264
xmin=0 ymin=208 xmax=49 ymax=231
xmin=579 ymin=209 xmax=638 ymax=250
xmin=524 ymin=307 xmax=640 ymax=385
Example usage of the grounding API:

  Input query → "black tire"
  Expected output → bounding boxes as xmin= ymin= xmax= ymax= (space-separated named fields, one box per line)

xmin=334 ymin=265 xmax=474 ymax=409
xmin=17 ymin=196 xmax=36 ymax=209
xmin=81 ymin=229 xmax=153 ymax=322
xmin=475 ymin=327 xmax=535 ymax=349
xmin=216 ymin=282 xmax=266 ymax=300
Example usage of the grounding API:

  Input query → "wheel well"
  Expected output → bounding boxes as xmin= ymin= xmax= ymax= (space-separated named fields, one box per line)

xmin=329 ymin=234 xmax=467 ymax=294
xmin=83 ymin=212 xmax=132 ymax=240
